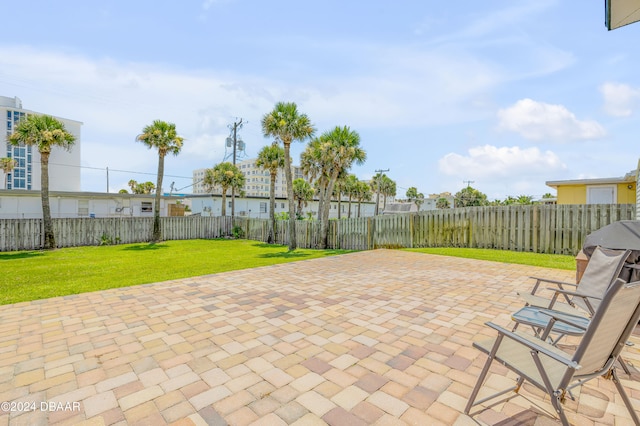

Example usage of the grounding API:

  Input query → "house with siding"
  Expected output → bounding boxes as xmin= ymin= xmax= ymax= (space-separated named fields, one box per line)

xmin=546 ymin=169 xmax=637 ymax=205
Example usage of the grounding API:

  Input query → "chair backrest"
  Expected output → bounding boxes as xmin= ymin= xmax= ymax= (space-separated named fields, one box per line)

xmin=565 ymin=278 xmax=640 ymax=384
xmin=572 ymin=247 xmax=631 ymax=313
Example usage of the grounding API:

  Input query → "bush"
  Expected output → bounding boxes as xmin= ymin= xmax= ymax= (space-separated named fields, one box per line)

xmin=231 ymin=225 xmax=245 ymax=239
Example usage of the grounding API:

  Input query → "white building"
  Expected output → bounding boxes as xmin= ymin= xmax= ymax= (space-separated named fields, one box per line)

xmin=0 ymin=189 xmax=185 ymax=219
xmin=193 ymin=158 xmax=304 ymax=198
xmin=1 ymin=96 xmax=82 ymax=192
xmin=187 ymin=194 xmax=376 ymax=219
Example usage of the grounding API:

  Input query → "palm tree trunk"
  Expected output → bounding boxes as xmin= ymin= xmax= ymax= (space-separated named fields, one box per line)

xmin=268 ymin=172 xmax=276 ymax=244
xmin=153 ymin=154 xmax=165 ymax=242
xmin=40 ymin=152 xmax=55 ymax=249
xmin=320 ymin=174 xmax=338 ymax=249
xmin=284 ymin=143 xmax=296 ymax=251
xmin=221 ymin=189 xmax=227 ymax=217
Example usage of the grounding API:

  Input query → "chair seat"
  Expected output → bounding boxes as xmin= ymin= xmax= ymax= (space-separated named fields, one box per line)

xmin=512 ymin=306 xmax=589 ymax=336
xmin=474 ymin=329 xmax=572 ymax=390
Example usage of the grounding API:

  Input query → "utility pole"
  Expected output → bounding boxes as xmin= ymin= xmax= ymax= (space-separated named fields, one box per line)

xmin=106 ymin=167 xmax=109 ymax=193
xmin=374 ymin=168 xmax=389 ymax=215
xmin=229 ymin=118 xmax=243 ymax=220
xmin=463 ymin=180 xmax=474 ymax=188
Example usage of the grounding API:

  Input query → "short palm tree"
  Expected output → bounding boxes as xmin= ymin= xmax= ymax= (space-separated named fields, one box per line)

xmin=355 ymin=180 xmax=372 ymax=218
xmin=136 ymin=120 xmax=184 ymax=242
xmin=261 ymin=102 xmax=315 ymax=251
xmin=0 ymin=157 xmax=17 ymax=189
xmin=8 ymin=114 xmax=76 ymax=249
xmin=256 ymin=143 xmax=286 ymax=244
xmin=292 ymin=178 xmax=314 ymax=219
xmin=204 ymin=162 xmax=245 ymax=217
xmin=344 ymin=174 xmax=359 ymax=218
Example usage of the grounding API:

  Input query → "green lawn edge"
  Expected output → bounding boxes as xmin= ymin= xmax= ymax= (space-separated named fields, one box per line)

xmin=403 ymin=247 xmax=576 ymax=270
xmin=0 ymin=239 xmax=351 ymax=306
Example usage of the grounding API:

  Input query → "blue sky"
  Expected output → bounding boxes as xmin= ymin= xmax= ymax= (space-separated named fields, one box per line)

xmin=1 ymin=0 xmax=639 ymax=200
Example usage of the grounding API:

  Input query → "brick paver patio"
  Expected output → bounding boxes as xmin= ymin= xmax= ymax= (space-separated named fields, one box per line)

xmin=0 ymin=249 xmax=638 ymax=425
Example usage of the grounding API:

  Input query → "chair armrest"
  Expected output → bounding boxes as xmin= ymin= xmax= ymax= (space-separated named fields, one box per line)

xmin=547 ymin=288 xmax=602 ymax=315
xmin=527 ymin=277 xmax=577 ymax=305
xmin=483 ymin=322 xmax=580 ymax=368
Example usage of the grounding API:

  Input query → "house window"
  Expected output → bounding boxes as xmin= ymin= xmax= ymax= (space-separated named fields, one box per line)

xmin=78 ymin=200 xmax=89 ymax=217
xmin=141 ymin=202 xmax=153 ymax=213
xmin=281 ymin=203 xmax=285 ymax=209
xmin=586 ymin=185 xmax=616 ymax=204
xmin=260 ymin=202 xmax=267 ymax=213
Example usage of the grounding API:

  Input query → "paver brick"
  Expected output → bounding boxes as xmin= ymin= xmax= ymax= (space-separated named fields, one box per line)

xmin=1 ymin=250 xmax=637 ymax=425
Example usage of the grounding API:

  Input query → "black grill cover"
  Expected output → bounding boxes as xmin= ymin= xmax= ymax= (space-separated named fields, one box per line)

xmin=583 ymin=220 xmax=640 ymax=282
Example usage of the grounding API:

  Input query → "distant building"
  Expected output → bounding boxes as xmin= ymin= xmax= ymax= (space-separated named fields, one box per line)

xmin=546 ymin=170 xmax=636 ymax=205
xmin=186 ymin=194 xmax=375 ymax=219
xmin=193 ymin=158 xmax=305 ymax=197
xmin=0 ymin=96 xmax=82 ymax=192
xmin=0 ymin=189 xmax=184 ymax=219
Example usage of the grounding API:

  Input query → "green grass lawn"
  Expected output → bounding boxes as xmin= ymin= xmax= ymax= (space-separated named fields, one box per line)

xmin=404 ymin=247 xmax=576 ymax=270
xmin=0 ymin=239 xmax=350 ymax=306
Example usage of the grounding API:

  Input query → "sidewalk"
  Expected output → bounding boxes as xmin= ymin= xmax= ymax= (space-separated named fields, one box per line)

xmin=0 ymin=249 xmax=638 ymax=425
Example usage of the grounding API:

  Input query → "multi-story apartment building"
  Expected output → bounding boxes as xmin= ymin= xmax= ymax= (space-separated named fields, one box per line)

xmin=1 ymin=96 xmax=82 ymax=191
xmin=193 ymin=158 xmax=304 ymax=197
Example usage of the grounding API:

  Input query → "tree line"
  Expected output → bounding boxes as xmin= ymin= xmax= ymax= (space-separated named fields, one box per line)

xmin=1 ymin=104 xmax=555 ymax=251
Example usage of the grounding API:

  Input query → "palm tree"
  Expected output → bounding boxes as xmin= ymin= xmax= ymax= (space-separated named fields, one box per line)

xmin=355 ymin=180 xmax=373 ymax=218
xmin=344 ymin=174 xmax=359 ymax=218
xmin=204 ymin=162 xmax=245 ymax=217
xmin=256 ymin=143 xmax=285 ymax=244
xmin=302 ymin=126 xmax=366 ymax=249
xmin=292 ymin=178 xmax=314 ymax=219
xmin=436 ymin=197 xmax=450 ymax=209
xmin=135 ymin=120 xmax=183 ymax=242
xmin=8 ymin=114 xmax=76 ymax=249
xmin=380 ymin=175 xmax=396 ymax=211
xmin=261 ymin=102 xmax=315 ymax=251
xmin=0 ymin=157 xmax=17 ymax=189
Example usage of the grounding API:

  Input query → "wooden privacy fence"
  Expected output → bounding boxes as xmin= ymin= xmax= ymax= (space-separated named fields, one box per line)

xmin=0 ymin=204 xmax=636 ymax=254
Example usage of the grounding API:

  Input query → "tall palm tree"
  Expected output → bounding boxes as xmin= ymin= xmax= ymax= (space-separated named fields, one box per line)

xmin=261 ymin=102 xmax=315 ymax=251
xmin=292 ymin=178 xmax=314 ymax=219
xmin=204 ymin=162 xmax=245 ymax=217
xmin=0 ymin=157 xmax=17 ymax=189
xmin=8 ymin=114 xmax=76 ymax=249
xmin=302 ymin=126 xmax=366 ymax=249
xmin=135 ymin=120 xmax=183 ymax=242
xmin=256 ymin=143 xmax=285 ymax=244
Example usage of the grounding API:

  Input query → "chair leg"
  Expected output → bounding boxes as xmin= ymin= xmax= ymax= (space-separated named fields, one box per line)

xmin=464 ymin=352 xmax=493 ymax=414
xmin=611 ymin=368 xmax=640 ymax=425
xmin=551 ymin=391 xmax=570 ymax=426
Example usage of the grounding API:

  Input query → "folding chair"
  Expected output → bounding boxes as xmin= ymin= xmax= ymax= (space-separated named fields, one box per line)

xmin=518 ymin=246 xmax=631 ymax=316
xmin=465 ymin=278 xmax=640 ymax=426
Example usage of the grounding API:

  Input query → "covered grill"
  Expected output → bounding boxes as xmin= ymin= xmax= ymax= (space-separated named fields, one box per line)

xmin=582 ymin=220 xmax=640 ymax=282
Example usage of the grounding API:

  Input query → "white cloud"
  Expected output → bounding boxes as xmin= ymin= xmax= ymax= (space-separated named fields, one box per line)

xmin=600 ymin=82 xmax=640 ymax=117
xmin=438 ymin=144 xmax=566 ymax=179
xmin=496 ymin=98 xmax=606 ymax=141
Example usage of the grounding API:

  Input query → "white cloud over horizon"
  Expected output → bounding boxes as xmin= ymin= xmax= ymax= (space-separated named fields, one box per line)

xmin=496 ymin=99 xmax=606 ymax=142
